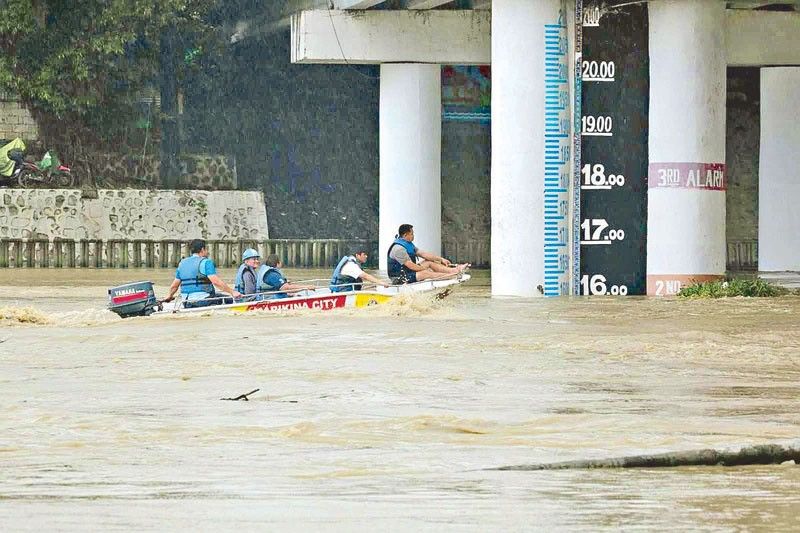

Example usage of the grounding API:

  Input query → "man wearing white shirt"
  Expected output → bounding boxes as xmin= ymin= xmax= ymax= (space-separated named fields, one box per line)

xmin=330 ymin=249 xmax=389 ymax=292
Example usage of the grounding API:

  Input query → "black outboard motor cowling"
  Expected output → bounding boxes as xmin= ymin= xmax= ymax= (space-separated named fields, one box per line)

xmin=108 ymin=281 xmax=159 ymax=318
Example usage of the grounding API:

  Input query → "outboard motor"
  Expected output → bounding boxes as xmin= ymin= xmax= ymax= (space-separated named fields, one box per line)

xmin=108 ymin=281 xmax=160 ymax=318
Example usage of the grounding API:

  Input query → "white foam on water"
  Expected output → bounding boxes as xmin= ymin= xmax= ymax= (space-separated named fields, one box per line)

xmin=0 ymin=306 xmax=53 ymax=326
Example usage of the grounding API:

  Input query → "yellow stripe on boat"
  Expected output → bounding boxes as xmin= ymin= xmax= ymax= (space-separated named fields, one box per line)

xmin=354 ymin=293 xmax=393 ymax=308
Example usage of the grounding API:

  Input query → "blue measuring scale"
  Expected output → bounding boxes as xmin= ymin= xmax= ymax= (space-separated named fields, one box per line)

xmin=543 ymin=10 xmax=571 ymax=297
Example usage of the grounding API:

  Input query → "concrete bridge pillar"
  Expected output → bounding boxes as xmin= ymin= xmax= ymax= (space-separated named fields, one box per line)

xmin=491 ymin=0 xmax=561 ymax=297
xmin=379 ymin=63 xmax=442 ymax=271
xmin=646 ymin=0 xmax=727 ymax=296
xmin=759 ymin=67 xmax=800 ymax=272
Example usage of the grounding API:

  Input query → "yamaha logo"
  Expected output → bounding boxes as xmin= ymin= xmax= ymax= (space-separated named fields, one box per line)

xmin=114 ymin=288 xmax=138 ymax=296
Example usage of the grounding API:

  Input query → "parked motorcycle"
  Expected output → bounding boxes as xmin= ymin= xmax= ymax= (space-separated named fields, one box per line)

xmin=16 ymin=152 xmax=75 ymax=188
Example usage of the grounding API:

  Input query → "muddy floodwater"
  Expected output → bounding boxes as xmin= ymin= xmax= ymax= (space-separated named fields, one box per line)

xmin=1 ymin=268 xmax=800 ymax=531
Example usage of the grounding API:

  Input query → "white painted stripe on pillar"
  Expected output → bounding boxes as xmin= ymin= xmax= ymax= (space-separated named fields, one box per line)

xmin=491 ymin=0 xmax=560 ymax=297
xmin=379 ymin=64 xmax=442 ymax=272
xmin=648 ymin=189 xmax=726 ymax=273
xmin=759 ymin=67 xmax=800 ymax=272
xmin=647 ymin=0 xmax=726 ymax=293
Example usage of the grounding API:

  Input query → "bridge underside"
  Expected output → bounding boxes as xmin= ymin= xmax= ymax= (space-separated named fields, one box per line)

xmin=288 ymin=1 xmax=800 ymax=296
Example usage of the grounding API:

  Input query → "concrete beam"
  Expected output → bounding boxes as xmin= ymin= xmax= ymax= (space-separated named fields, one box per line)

xmin=728 ymin=2 xmax=794 ymax=8
xmin=726 ymin=10 xmax=800 ymax=65
xmin=291 ymin=10 xmax=490 ymax=65
xmin=406 ymin=0 xmax=456 ymax=9
xmin=333 ymin=0 xmax=387 ymax=8
xmin=292 ymin=8 xmax=797 ymax=66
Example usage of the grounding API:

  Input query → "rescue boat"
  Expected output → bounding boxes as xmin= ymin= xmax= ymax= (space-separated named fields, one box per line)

xmin=107 ymin=273 xmax=471 ymax=318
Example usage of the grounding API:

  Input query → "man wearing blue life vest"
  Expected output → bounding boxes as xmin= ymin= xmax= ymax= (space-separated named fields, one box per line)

xmin=387 ymin=224 xmax=469 ymax=284
xmin=256 ymin=254 xmax=316 ymax=298
xmin=163 ymin=239 xmax=242 ymax=304
xmin=234 ymin=248 xmax=261 ymax=296
xmin=330 ymin=248 xmax=389 ymax=292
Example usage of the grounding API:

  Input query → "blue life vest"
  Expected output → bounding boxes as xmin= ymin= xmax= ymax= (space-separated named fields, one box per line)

xmin=330 ymin=255 xmax=362 ymax=292
xmin=257 ymin=264 xmax=287 ymax=298
xmin=234 ymin=263 xmax=257 ymax=294
xmin=387 ymin=238 xmax=417 ymax=279
xmin=177 ymin=255 xmax=213 ymax=295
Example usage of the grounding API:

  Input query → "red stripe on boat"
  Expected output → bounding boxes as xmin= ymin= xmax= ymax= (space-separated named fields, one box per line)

xmin=111 ymin=291 xmax=149 ymax=304
xmin=246 ymin=294 xmax=346 ymax=312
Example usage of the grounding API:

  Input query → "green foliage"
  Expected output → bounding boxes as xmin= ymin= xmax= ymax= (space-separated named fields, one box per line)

xmin=0 ymin=0 xmax=218 ymax=141
xmin=678 ymin=278 xmax=792 ymax=298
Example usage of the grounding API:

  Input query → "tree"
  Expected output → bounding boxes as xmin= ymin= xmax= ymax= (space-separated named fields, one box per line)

xmin=0 ymin=0 xmax=218 ymax=171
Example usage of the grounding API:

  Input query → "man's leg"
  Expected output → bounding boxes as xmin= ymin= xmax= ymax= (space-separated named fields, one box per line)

xmin=414 ymin=270 xmax=445 ymax=281
xmin=418 ymin=260 xmax=466 ymax=275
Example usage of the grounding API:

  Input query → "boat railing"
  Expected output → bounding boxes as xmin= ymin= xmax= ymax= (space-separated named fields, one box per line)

xmin=172 ymin=281 xmax=377 ymax=309
xmin=297 ymin=278 xmax=381 ymax=290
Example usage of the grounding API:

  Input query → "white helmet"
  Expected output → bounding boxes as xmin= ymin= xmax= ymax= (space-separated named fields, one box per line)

xmin=242 ymin=248 xmax=260 ymax=261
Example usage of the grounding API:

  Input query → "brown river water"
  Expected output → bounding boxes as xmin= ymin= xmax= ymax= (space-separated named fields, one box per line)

xmin=1 ymin=268 xmax=800 ymax=531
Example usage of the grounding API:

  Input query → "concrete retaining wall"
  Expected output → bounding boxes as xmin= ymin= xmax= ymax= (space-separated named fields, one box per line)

xmin=0 ymin=189 xmax=268 ymax=241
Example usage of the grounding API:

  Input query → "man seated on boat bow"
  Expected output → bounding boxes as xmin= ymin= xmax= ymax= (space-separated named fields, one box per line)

xmin=257 ymin=254 xmax=316 ymax=298
xmin=330 ymin=248 xmax=389 ymax=292
xmin=163 ymin=239 xmax=242 ymax=305
xmin=387 ymin=224 xmax=469 ymax=284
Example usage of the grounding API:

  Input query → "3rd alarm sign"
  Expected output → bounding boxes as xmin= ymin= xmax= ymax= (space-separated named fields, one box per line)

xmin=648 ymin=163 xmax=726 ymax=191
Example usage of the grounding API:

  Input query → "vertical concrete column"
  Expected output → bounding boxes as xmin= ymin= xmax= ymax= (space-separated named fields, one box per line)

xmin=379 ymin=64 xmax=442 ymax=271
xmin=491 ymin=0 xmax=560 ymax=297
xmin=647 ymin=0 xmax=727 ymax=296
xmin=759 ymin=68 xmax=800 ymax=271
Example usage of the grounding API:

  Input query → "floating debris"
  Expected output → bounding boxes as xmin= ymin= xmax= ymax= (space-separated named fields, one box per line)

xmin=221 ymin=388 xmax=260 ymax=401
